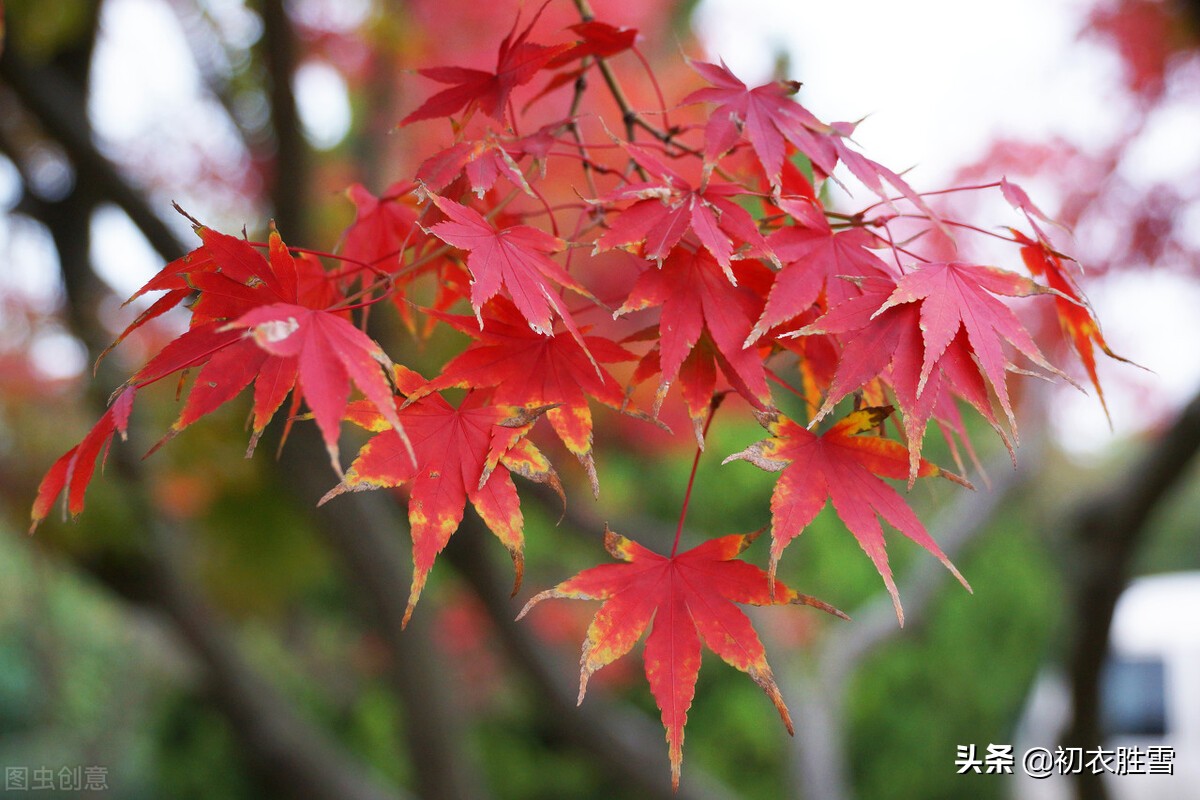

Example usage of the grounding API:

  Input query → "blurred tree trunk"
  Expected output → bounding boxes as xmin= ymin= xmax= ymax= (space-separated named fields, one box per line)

xmin=0 ymin=3 xmax=449 ymax=797
xmin=780 ymin=447 xmax=1036 ymax=800
xmin=1063 ymin=388 xmax=1200 ymax=800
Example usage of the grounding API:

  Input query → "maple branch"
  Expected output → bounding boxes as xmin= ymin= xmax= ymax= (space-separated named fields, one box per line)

xmin=856 ymin=180 xmax=1003 ymax=218
xmin=570 ymin=0 xmax=693 ymax=160
xmin=884 ymin=212 xmax=1026 ymax=245
xmin=672 ymin=393 xmax=725 ymax=557
xmin=564 ymin=56 xmax=603 ymax=198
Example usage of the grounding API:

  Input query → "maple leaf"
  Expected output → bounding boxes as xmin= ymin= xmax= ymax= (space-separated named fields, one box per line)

xmin=321 ymin=367 xmax=559 ymax=626
xmin=547 ymin=20 xmax=638 ymax=67
xmin=424 ymin=194 xmax=596 ymax=344
xmin=122 ymin=227 xmax=406 ymax=469
xmin=593 ymin=143 xmax=773 ymax=278
xmin=527 ymin=21 xmax=639 ymax=106
xmin=724 ymin=407 xmax=971 ymax=624
xmin=617 ymin=248 xmax=773 ymax=443
xmin=788 ymin=274 xmax=1006 ymax=481
xmin=231 ymin=303 xmax=411 ymax=473
xmin=115 ymin=219 xmax=343 ymax=357
xmin=745 ymin=197 xmax=890 ymax=345
xmin=681 ymin=62 xmax=942 ymax=223
xmin=681 ymin=59 xmax=838 ymax=190
xmin=828 ymin=134 xmax=943 ymax=222
xmin=1014 ymin=231 xmax=1133 ymax=420
xmin=341 ymin=181 xmax=426 ymax=272
xmin=416 ymin=126 xmax=554 ymax=198
xmin=102 ymin=221 xmax=305 ymax=362
xmin=412 ymin=298 xmax=639 ymax=497
xmin=399 ymin=3 xmax=571 ymax=125
xmin=873 ymin=260 xmax=1065 ymax=433
xmin=1000 ymin=177 xmax=1063 ymax=245
xmin=518 ymin=527 xmax=846 ymax=789
xmin=30 ymin=388 xmax=135 ymax=532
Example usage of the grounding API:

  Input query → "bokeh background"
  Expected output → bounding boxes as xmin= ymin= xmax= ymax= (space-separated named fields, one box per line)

xmin=1 ymin=1 xmax=1198 ymax=798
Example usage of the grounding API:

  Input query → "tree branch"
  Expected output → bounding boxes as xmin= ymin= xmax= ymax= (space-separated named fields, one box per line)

xmin=280 ymin=426 xmax=492 ymax=800
xmin=138 ymin=519 xmax=410 ymax=800
xmin=1063 ymin=387 xmax=1200 ymax=800
xmin=6 ymin=25 xmax=407 ymax=792
xmin=779 ymin=446 xmax=1037 ymax=800
xmin=0 ymin=46 xmax=189 ymax=261
xmin=257 ymin=0 xmax=310 ymax=234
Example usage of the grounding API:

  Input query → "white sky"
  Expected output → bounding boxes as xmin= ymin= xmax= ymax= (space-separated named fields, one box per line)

xmin=695 ymin=0 xmax=1120 ymax=182
xmin=695 ymin=0 xmax=1200 ymax=455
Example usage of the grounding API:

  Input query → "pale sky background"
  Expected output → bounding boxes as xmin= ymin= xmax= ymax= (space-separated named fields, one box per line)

xmin=3 ymin=0 xmax=1198 ymax=457
xmin=695 ymin=0 xmax=1200 ymax=455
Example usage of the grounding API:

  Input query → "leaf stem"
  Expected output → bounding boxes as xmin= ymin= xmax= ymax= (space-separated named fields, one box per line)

xmin=570 ymin=0 xmax=696 ymax=171
xmin=671 ymin=393 xmax=725 ymax=558
xmin=857 ymin=180 xmax=1003 ymax=216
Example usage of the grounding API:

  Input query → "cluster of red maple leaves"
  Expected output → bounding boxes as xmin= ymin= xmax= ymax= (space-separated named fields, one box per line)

xmin=31 ymin=4 xmax=1120 ymax=788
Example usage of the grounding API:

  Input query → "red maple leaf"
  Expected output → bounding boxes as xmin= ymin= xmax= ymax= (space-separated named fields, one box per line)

xmin=34 ymin=226 xmax=400 ymax=521
xmin=681 ymin=59 xmax=838 ymax=190
xmin=527 ymin=21 xmax=639 ymax=105
xmin=1014 ymin=231 xmax=1133 ymax=419
xmin=617 ymin=248 xmax=773 ymax=442
xmin=321 ymin=367 xmax=559 ymax=625
xmin=424 ymin=193 xmax=596 ymax=344
xmin=340 ymin=181 xmax=426 ymax=273
xmin=411 ymin=298 xmax=638 ymax=497
xmin=546 ymin=20 xmax=638 ymax=67
xmin=787 ymin=274 xmax=1005 ymax=480
xmin=399 ymin=3 xmax=571 ymax=125
xmin=115 ymin=228 xmax=406 ymax=470
xmin=828 ymin=133 xmax=942 ymax=222
xmin=230 ymin=301 xmax=411 ymax=473
xmin=873 ymin=260 xmax=1064 ymax=433
xmin=593 ymin=143 xmax=773 ymax=278
xmin=518 ymin=527 xmax=845 ymax=789
xmin=103 ymin=220 xmax=318 ymax=360
xmin=1000 ymin=177 xmax=1062 ymax=245
xmin=416 ymin=125 xmax=555 ymax=198
xmin=682 ymin=62 xmax=942 ymax=222
xmin=745 ymin=197 xmax=890 ymax=345
xmin=724 ymin=406 xmax=970 ymax=624
xmin=30 ymin=387 xmax=135 ymax=531
xmin=117 ymin=223 xmax=339 ymax=369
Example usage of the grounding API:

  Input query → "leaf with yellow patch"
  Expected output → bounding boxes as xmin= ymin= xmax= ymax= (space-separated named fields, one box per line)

xmin=321 ymin=373 xmax=558 ymax=626
xmin=724 ymin=406 xmax=971 ymax=624
xmin=519 ymin=527 xmax=845 ymax=789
